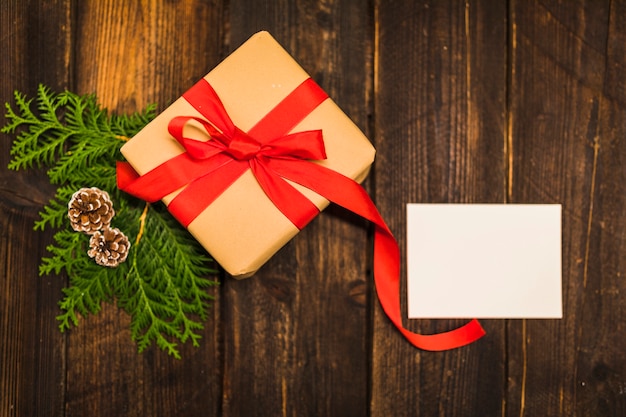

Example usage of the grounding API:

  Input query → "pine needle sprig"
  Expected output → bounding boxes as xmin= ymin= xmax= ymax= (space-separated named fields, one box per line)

xmin=5 ymin=86 xmax=72 ymax=169
xmin=55 ymin=254 xmax=119 ymax=330
xmin=115 ymin=203 xmax=214 ymax=359
xmin=3 ymin=85 xmax=219 ymax=359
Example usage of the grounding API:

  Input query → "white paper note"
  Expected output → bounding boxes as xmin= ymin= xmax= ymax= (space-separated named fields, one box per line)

xmin=407 ymin=204 xmax=562 ymax=318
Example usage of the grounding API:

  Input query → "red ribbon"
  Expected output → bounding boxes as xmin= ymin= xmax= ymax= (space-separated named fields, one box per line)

xmin=117 ymin=77 xmax=486 ymax=350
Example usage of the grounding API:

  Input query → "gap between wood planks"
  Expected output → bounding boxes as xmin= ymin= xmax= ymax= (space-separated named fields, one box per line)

xmin=504 ymin=3 xmax=526 ymax=417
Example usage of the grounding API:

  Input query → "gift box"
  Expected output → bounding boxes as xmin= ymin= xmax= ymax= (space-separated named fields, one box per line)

xmin=119 ymin=31 xmax=376 ymax=278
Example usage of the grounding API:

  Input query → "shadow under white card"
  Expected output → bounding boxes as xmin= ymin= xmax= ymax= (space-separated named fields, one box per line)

xmin=407 ymin=204 xmax=562 ymax=319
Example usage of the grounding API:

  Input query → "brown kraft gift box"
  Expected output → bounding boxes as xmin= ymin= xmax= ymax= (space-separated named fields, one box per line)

xmin=120 ymin=31 xmax=376 ymax=278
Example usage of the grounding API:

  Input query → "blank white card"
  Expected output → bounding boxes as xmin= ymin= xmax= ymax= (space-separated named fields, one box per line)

xmin=407 ymin=204 xmax=562 ymax=319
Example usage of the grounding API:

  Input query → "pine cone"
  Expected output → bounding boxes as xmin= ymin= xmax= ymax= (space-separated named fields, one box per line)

xmin=87 ymin=227 xmax=131 ymax=268
xmin=68 ymin=187 xmax=115 ymax=234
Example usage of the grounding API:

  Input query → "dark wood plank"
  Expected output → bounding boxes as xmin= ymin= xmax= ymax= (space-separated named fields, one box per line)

xmin=507 ymin=1 xmax=626 ymax=415
xmin=222 ymin=2 xmax=373 ymax=416
xmin=582 ymin=2 xmax=626 ymax=414
xmin=0 ymin=1 xmax=72 ymax=416
xmin=372 ymin=1 xmax=507 ymax=416
xmin=64 ymin=2 xmax=226 ymax=416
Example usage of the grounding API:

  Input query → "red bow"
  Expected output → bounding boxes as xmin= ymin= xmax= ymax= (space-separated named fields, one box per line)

xmin=117 ymin=78 xmax=329 ymax=230
xmin=117 ymin=77 xmax=486 ymax=351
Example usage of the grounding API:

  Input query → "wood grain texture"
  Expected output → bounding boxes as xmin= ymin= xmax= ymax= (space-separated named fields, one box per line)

xmin=1 ymin=2 xmax=71 ymax=417
xmin=222 ymin=2 xmax=373 ymax=416
xmin=0 ymin=0 xmax=71 ymax=209
xmin=372 ymin=1 xmax=507 ymax=416
xmin=507 ymin=1 xmax=626 ymax=416
xmin=582 ymin=1 xmax=626 ymax=415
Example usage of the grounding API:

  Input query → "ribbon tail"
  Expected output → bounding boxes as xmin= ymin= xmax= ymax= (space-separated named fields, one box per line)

xmin=167 ymin=159 xmax=249 ymax=227
xmin=250 ymin=158 xmax=320 ymax=230
xmin=117 ymin=151 xmax=237 ymax=202
xmin=373 ymin=225 xmax=485 ymax=350
xmin=269 ymin=159 xmax=485 ymax=351
xmin=117 ymin=161 xmax=162 ymax=203
xmin=117 ymin=161 xmax=139 ymax=186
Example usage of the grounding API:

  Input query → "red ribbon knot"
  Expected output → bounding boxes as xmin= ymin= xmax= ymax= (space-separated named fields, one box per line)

xmin=225 ymin=129 xmax=261 ymax=160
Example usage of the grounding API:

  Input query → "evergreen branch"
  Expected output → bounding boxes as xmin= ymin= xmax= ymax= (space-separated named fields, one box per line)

xmin=3 ymin=85 xmax=219 ymax=358
xmin=56 ymin=263 xmax=117 ymax=330
xmin=47 ymin=132 xmax=122 ymax=184
xmin=2 ymin=92 xmax=38 ymax=133
xmin=124 ymin=259 xmax=185 ymax=359
xmin=115 ymin=203 xmax=216 ymax=358
xmin=35 ymin=185 xmax=76 ymax=231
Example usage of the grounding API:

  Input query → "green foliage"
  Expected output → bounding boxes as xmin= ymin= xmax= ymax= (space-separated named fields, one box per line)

xmin=3 ymin=85 xmax=218 ymax=359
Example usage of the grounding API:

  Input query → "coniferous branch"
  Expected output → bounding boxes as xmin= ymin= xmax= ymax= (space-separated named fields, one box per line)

xmin=3 ymin=85 xmax=219 ymax=359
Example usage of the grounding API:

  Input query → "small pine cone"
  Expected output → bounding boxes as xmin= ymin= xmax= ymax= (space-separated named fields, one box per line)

xmin=68 ymin=187 xmax=115 ymax=234
xmin=87 ymin=227 xmax=131 ymax=268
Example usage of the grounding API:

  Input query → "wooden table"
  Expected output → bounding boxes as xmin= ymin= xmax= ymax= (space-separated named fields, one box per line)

xmin=2 ymin=1 xmax=625 ymax=416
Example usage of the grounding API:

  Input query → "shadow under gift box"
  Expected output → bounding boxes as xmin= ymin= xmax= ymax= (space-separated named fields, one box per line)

xmin=120 ymin=31 xmax=376 ymax=278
